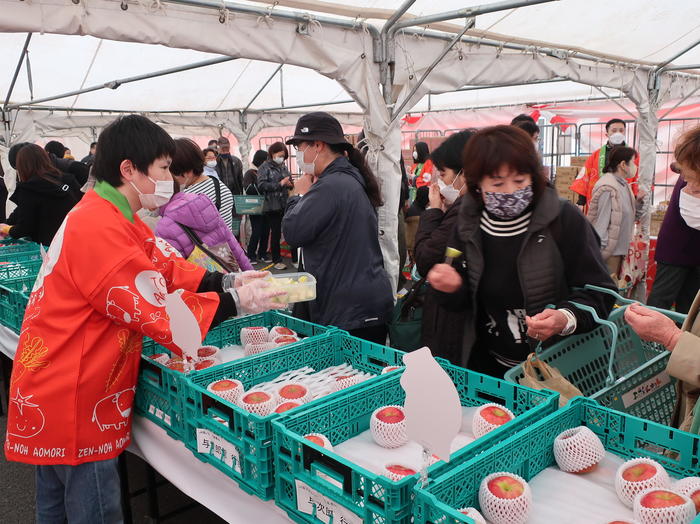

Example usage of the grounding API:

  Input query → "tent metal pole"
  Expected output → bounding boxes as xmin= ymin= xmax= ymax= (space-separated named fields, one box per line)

xmin=421 ymin=95 xmax=614 ymax=113
xmin=390 ymin=19 xmax=475 ymax=122
xmin=242 ymin=64 xmax=283 ymax=114
xmin=658 ymin=84 xmax=700 ymax=121
xmin=448 ymin=78 xmax=567 ymax=93
xmin=662 ymin=63 xmax=700 ymax=72
xmin=3 ymin=33 xmax=32 ymax=111
xmin=7 ymin=56 xmax=237 ymax=110
xmin=380 ymin=0 xmax=418 ymax=104
xmin=591 ymin=85 xmax=637 ymax=120
xmin=390 ymin=0 xmax=557 ymax=33
xmin=251 ymin=99 xmax=355 ymax=112
xmin=657 ymin=38 xmax=700 ymax=72
xmin=280 ymin=66 xmax=285 ymax=108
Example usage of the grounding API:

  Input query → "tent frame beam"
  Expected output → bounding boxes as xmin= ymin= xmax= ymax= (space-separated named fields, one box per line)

xmin=242 ymin=64 xmax=283 ymax=114
xmin=657 ymin=37 xmax=700 ymax=72
xmin=7 ymin=56 xmax=238 ymax=110
xmin=3 ymin=33 xmax=32 ymax=112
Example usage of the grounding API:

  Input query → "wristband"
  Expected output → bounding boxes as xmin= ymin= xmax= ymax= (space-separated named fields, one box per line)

xmin=558 ymin=308 xmax=577 ymax=336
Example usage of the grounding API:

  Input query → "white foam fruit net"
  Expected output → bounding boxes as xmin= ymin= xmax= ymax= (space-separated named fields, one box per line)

xmin=478 ymin=472 xmax=532 ymax=524
xmin=633 ymin=488 xmax=695 ymax=524
xmin=304 ymin=433 xmax=334 ymax=451
xmin=674 ymin=476 xmax=700 ymax=500
xmin=244 ymin=342 xmax=277 ymax=356
xmin=472 ymin=404 xmax=515 ymax=439
xmin=240 ymin=326 xmax=269 ymax=346
xmin=370 ymin=405 xmax=408 ymax=448
xmin=269 ymin=326 xmax=297 ymax=339
xmin=457 ymin=507 xmax=486 ymax=524
xmin=615 ymin=458 xmax=671 ymax=508
xmin=275 ymin=382 xmax=312 ymax=404
xmin=207 ymin=378 xmax=243 ymax=404
xmin=238 ymin=389 xmax=275 ymax=416
xmin=553 ymin=426 xmax=606 ymax=473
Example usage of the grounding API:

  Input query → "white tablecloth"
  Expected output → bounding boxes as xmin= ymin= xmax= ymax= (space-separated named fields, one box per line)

xmin=0 ymin=326 xmax=290 ymax=523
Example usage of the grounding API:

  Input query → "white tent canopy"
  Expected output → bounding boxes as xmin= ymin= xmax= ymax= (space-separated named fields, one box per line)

xmin=2 ymin=0 xmax=700 ymax=289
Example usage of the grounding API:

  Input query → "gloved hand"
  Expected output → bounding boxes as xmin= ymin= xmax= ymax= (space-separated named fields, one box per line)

xmin=232 ymin=278 xmax=287 ymax=315
xmin=221 ymin=270 xmax=270 ymax=292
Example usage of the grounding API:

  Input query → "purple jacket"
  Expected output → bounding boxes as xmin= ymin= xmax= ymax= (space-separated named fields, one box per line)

xmin=156 ymin=192 xmax=253 ymax=271
xmin=655 ymin=176 xmax=700 ymax=266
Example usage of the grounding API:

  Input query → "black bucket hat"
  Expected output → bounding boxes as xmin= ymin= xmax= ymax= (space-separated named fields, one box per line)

xmin=286 ymin=112 xmax=352 ymax=150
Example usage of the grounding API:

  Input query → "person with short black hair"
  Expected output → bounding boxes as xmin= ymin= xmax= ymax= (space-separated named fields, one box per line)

xmin=81 ymin=141 xmax=97 ymax=167
xmin=207 ymin=139 xmax=219 ymax=151
xmin=243 ymin=149 xmax=271 ymax=263
xmin=283 ymin=112 xmax=393 ymax=344
xmin=215 ymin=136 xmax=244 ymax=198
xmin=510 ymin=113 xmax=536 ymax=125
xmin=428 ymin=125 xmax=616 ymax=375
xmin=411 ymin=141 xmax=434 ymax=188
xmin=570 ymin=118 xmax=639 ymax=211
xmin=4 ymin=115 xmax=282 ymax=523
xmin=170 ymin=138 xmax=235 ymax=234
xmin=587 ymin=146 xmax=641 ymax=277
xmin=512 ymin=119 xmax=540 ymax=144
xmin=0 ymin=144 xmax=81 ymax=245
xmin=258 ymin=142 xmax=293 ymax=269
xmin=43 ymin=140 xmax=90 ymax=187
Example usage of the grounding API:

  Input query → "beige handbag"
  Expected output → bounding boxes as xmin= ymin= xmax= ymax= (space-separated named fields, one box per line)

xmin=519 ymin=353 xmax=584 ymax=408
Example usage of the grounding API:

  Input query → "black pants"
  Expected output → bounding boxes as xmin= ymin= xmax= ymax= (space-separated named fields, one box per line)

xmin=266 ymin=211 xmax=283 ymax=263
xmin=247 ymin=214 xmax=269 ymax=260
xmin=348 ymin=324 xmax=388 ymax=345
xmin=647 ymin=262 xmax=700 ymax=314
xmin=467 ymin=350 xmax=512 ymax=379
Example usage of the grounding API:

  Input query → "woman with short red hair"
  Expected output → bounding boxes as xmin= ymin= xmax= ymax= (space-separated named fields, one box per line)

xmin=0 ymin=144 xmax=81 ymax=245
xmin=429 ymin=125 xmax=616 ymax=376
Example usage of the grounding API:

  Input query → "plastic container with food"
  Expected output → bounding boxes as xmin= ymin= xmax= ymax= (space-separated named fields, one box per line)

xmin=265 ymin=272 xmax=316 ymax=304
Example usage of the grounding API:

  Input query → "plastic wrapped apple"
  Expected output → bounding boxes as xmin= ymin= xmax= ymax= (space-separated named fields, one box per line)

xmin=615 ymin=458 xmax=671 ymax=508
xmin=472 ymin=403 xmax=515 ymax=438
xmin=370 ymin=405 xmax=408 ymax=448
xmin=244 ymin=342 xmax=277 ymax=356
xmin=207 ymin=378 xmax=243 ymax=404
xmin=383 ymin=463 xmax=416 ymax=482
xmin=478 ymin=472 xmax=532 ymax=524
xmin=458 ymin=507 xmax=486 ymax=524
xmin=304 ymin=433 xmax=333 ymax=451
xmin=273 ymin=335 xmax=300 ymax=347
xmin=332 ymin=375 xmax=362 ymax=391
xmin=381 ymin=366 xmax=402 ymax=374
xmin=238 ymin=389 xmax=275 ymax=416
xmin=197 ymin=345 xmax=221 ymax=363
xmin=275 ymin=401 xmax=300 ymax=414
xmin=553 ymin=426 xmax=606 ymax=474
xmin=194 ymin=359 xmax=217 ymax=371
xmin=633 ymin=488 xmax=695 ymax=524
xmin=674 ymin=477 xmax=700 ymax=514
xmin=165 ymin=357 xmax=186 ymax=373
xmin=149 ymin=352 xmax=170 ymax=364
xmin=276 ymin=382 xmax=312 ymax=405
xmin=240 ymin=326 xmax=269 ymax=346
xmin=269 ymin=326 xmax=297 ymax=339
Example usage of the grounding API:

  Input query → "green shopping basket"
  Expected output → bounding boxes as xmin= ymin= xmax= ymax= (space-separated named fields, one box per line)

xmin=233 ymin=195 xmax=265 ymax=215
xmin=505 ymin=288 xmax=687 ymax=425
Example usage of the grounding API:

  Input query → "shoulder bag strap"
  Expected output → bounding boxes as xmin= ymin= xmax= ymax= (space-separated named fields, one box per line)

xmin=209 ymin=176 xmax=222 ymax=210
xmin=177 ymin=222 xmax=236 ymax=273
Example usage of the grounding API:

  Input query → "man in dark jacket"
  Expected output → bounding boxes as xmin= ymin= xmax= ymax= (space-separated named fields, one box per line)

xmin=45 ymin=140 xmax=90 ymax=187
xmin=81 ymin=142 xmax=97 ymax=167
xmin=647 ymin=174 xmax=700 ymax=313
xmin=215 ymin=136 xmax=244 ymax=197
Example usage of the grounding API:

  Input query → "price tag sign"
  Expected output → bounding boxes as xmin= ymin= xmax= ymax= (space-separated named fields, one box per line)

xmin=196 ymin=428 xmax=241 ymax=473
xmin=294 ymin=479 xmax=362 ymax=524
xmin=621 ymin=372 xmax=671 ymax=408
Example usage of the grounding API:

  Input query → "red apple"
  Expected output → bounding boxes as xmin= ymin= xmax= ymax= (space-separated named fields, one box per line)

xmin=197 ymin=346 xmax=217 ymax=358
xmin=479 ymin=405 xmax=513 ymax=426
xmin=149 ymin=353 xmax=168 ymax=361
xmin=194 ymin=359 xmax=215 ymax=371
xmin=274 ymin=335 xmax=298 ymax=345
xmin=210 ymin=379 xmax=239 ymax=392
xmin=275 ymin=402 xmax=300 ymax=413
xmin=381 ymin=366 xmax=400 ymax=374
xmin=305 ymin=435 xmax=325 ymax=447
xmin=487 ymin=475 xmax=525 ymax=499
xmin=243 ymin=391 xmax=272 ymax=404
xmin=376 ymin=406 xmax=405 ymax=424
xmin=689 ymin=490 xmax=700 ymax=513
xmin=273 ymin=327 xmax=294 ymax=336
xmin=386 ymin=464 xmax=416 ymax=477
xmin=623 ymin=463 xmax=657 ymax=482
xmin=165 ymin=359 xmax=185 ymax=372
xmin=639 ymin=490 xmax=687 ymax=508
xmin=279 ymin=384 xmax=308 ymax=399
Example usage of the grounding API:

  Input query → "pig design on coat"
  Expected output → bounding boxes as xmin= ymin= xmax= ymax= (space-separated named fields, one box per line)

xmin=91 ymin=387 xmax=136 ymax=432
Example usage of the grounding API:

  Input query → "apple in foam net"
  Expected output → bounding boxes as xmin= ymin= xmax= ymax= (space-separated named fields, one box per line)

xmin=279 ymin=384 xmax=307 ymax=399
xmin=480 ymin=405 xmax=513 ymax=426
xmin=488 ymin=475 xmax=525 ymax=499
xmin=386 ymin=464 xmax=416 ymax=477
xmin=639 ymin=490 xmax=687 ymax=509
xmin=210 ymin=379 xmax=239 ymax=392
xmin=275 ymin=402 xmax=300 ymax=414
xmin=376 ymin=406 xmax=405 ymax=424
xmin=273 ymin=327 xmax=295 ymax=336
xmin=243 ymin=391 xmax=271 ymax=404
xmin=194 ymin=359 xmax=215 ymax=371
xmin=623 ymin=463 xmax=657 ymax=482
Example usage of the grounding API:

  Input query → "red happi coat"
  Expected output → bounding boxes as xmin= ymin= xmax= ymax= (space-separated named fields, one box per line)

xmin=5 ymin=190 xmax=219 ymax=465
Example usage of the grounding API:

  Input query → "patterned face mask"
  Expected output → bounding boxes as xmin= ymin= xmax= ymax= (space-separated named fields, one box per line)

xmin=483 ymin=185 xmax=533 ymax=219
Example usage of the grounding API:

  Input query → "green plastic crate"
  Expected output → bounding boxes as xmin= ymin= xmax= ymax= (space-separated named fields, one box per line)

xmin=505 ymin=303 xmax=684 ymax=426
xmin=413 ymin=397 xmax=700 ymax=523
xmin=0 ymin=284 xmax=29 ymax=333
xmin=234 ymin=195 xmax=265 ymax=215
xmin=0 ymin=238 xmax=41 ymax=259
xmin=135 ymin=311 xmax=333 ymax=440
xmin=0 ymin=259 xmax=42 ymax=291
xmin=181 ymin=331 xmax=407 ymax=501
xmin=272 ymin=363 xmax=559 ymax=523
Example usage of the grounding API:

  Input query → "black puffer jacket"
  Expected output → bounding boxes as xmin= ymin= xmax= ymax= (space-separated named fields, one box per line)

xmin=283 ymin=156 xmax=393 ymax=330
xmin=436 ymin=186 xmax=616 ymax=368
xmin=7 ymin=173 xmax=82 ymax=246
xmin=258 ymin=160 xmax=291 ymax=214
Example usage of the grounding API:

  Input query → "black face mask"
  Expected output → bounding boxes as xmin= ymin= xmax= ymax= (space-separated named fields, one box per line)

xmin=219 ymin=153 xmax=230 ymax=159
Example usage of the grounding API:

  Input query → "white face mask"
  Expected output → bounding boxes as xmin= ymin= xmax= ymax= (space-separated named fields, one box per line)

xmin=274 ymin=156 xmax=285 ymax=165
xmin=438 ymin=173 xmax=463 ymax=205
xmin=296 ymin=146 xmax=318 ymax=175
xmin=130 ymin=176 xmax=173 ymax=210
xmin=412 ymin=151 xmax=418 ymax=161
xmin=205 ymin=160 xmax=217 ymax=168
xmin=679 ymin=190 xmax=700 ymax=230
xmin=608 ymin=132 xmax=625 ymax=146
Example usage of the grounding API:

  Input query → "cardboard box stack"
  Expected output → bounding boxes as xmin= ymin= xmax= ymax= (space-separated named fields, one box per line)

xmin=554 ymin=166 xmax=580 ymax=203
xmin=570 ymin=156 xmax=588 ymax=167
xmin=650 ymin=207 xmax=667 ymax=237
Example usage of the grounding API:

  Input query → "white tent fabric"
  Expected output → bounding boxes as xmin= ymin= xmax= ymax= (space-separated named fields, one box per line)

xmin=3 ymin=0 xmax=700 ymax=290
